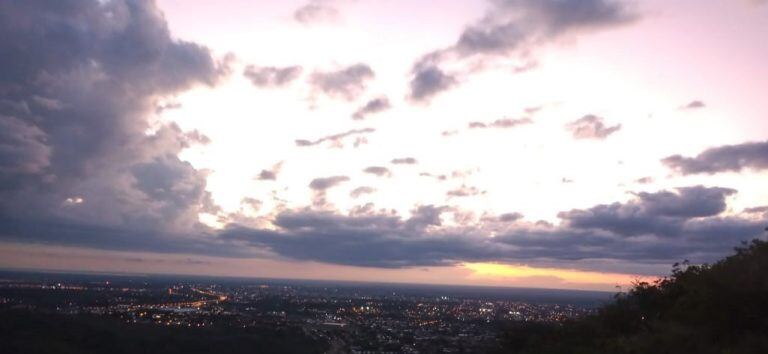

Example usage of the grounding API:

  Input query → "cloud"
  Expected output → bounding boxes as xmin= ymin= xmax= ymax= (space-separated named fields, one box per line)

xmin=468 ymin=117 xmax=532 ymax=129
xmin=122 ymin=256 xmax=214 ymax=265
xmin=407 ymin=0 xmax=638 ymax=101
xmin=447 ymin=185 xmax=485 ymax=197
xmin=31 ymin=96 xmax=65 ymax=111
xmin=0 ymin=214 xmax=246 ymax=258
xmin=221 ymin=186 xmax=764 ymax=270
xmin=130 ymin=155 xmax=215 ymax=224
xmin=482 ymin=212 xmax=525 ymax=223
xmin=295 ymin=128 xmax=375 ymax=148
xmin=490 ymin=118 xmax=533 ymax=128
xmin=353 ymin=136 xmax=368 ymax=148
xmin=222 ymin=207 xmax=483 ymax=268
xmin=0 ymin=115 xmax=51 ymax=175
xmin=636 ymin=177 xmax=654 ymax=184
xmin=349 ymin=202 xmax=377 ymax=216
xmin=350 ymin=186 xmax=376 ymax=198
xmin=240 ymin=197 xmax=262 ymax=211
xmin=0 ymin=0 xmax=230 ymax=254
xmin=243 ymin=65 xmax=303 ymax=87
xmin=524 ymin=106 xmax=543 ymax=114
xmin=637 ymin=186 xmax=736 ymax=218
xmin=420 ymin=172 xmax=448 ymax=181
xmin=180 ymin=129 xmax=211 ymax=146
xmin=363 ymin=166 xmax=392 ymax=177
xmin=257 ymin=170 xmax=277 ymax=181
xmin=566 ymin=114 xmax=621 ymax=139
xmin=391 ymin=157 xmax=418 ymax=165
xmin=559 ymin=186 xmax=737 ymax=236
xmin=294 ymin=1 xmax=341 ymax=24
xmin=408 ymin=65 xmax=459 ymax=102
xmin=662 ymin=140 xmax=768 ymax=175
xmin=352 ymin=96 xmax=391 ymax=120
xmin=744 ymin=206 xmax=768 ymax=218
xmin=155 ymin=102 xmax=182 ymax=114
xmin=458 ymin=0 xmax=635 ymax=55
xmin=745 ymin=206 xmax=768 ymax=213
xmin=256 ymin=161 xmax=284 ymax=181
xmin=309 ymin=175 xmax=351 ymax=207
xmin=441 ymin=130 xmax=459 ymax=137
xmin=309 ymin=63 xmax=375 ymax=100
xmin=499 ymin=212 xmax=524 ymax=222
xmin=680 ymin=100 xmax=706 ymax=110
xmin=309 ymin=176 xmax=350 ymax=191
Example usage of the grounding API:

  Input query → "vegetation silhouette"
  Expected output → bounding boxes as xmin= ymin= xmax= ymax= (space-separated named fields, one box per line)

xmin=494 ymin=238 xmax=768 ymax=354
xmin=0 ymin=310 xmax=326 ymax=354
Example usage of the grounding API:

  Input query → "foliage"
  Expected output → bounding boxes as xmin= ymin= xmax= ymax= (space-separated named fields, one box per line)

xmin=494 ymin=239 xmax=768 ymax=354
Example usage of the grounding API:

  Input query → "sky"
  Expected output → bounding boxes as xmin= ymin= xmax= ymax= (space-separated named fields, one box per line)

xmin=0 ymin=0 xmax=766 ymax=291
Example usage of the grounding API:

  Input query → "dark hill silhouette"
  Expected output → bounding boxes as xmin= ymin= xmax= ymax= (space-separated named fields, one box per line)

xmin=494 ymin=239 xmax=768 ymax=354
xmin=0 ymin=310 xmax=326 ymax=354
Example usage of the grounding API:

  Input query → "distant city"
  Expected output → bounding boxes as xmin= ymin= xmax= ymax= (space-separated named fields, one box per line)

xmin=0 ymin=271 xmax=609 ymax=354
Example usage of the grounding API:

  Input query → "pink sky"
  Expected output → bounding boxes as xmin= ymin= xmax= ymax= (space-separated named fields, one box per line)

xmin=0 ymin=0 xmax=766 ymax=291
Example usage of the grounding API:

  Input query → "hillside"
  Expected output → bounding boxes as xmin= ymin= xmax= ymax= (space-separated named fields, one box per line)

xmin=495 ymin=239 xmax=768 ymax=354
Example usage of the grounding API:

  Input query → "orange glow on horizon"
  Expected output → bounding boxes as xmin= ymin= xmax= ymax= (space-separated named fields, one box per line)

xmin=464 ymin=262 xmax=656 ymax=288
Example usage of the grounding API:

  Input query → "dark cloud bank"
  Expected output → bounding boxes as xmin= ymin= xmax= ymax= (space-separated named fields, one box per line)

xmin=220 ymin=186 xmax=765 ymax=272
xmin=0 ymin=0 xmax=235 ymax=255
